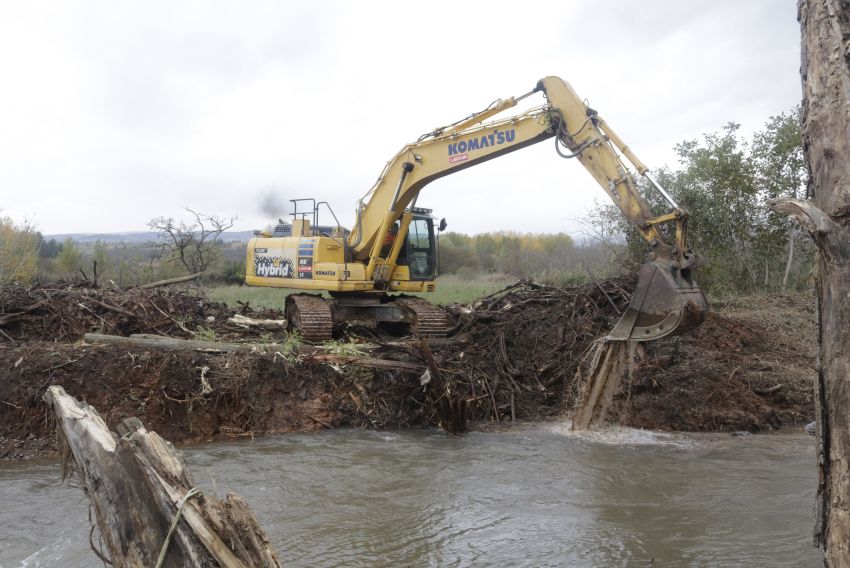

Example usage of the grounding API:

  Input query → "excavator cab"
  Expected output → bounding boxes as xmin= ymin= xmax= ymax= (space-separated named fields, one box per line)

xmin=395 ymin=211 xmax=438 ymax=281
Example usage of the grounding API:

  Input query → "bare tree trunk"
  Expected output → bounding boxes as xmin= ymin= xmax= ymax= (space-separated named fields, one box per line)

xmin=782 ymin=232 xmax=795 ymax=292
xmin=770 ymin=1 xmax=850 ymax=564
xmin=43 ymin=386 xmax=281 ymax=567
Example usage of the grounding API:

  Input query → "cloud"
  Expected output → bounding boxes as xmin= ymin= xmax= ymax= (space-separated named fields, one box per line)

xmin=0 ymin=0 xmax=801 ymax=235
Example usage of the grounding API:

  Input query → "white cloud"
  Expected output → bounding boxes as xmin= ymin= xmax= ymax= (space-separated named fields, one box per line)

xmin=0 ymin=0 xmax=801 ymax=235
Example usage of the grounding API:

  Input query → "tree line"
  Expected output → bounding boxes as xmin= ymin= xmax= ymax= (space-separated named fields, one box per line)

xmin=0 ymin=106 xmax=807 ymax=294
xmin=589 ymin=108 xmax=809 ymax=294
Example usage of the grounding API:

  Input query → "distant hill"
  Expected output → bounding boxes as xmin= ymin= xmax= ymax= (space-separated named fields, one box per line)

xmin=44 ymin=231 xmax=256 ymax=244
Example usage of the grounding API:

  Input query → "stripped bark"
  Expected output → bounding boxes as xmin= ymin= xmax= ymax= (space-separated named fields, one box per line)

xmin=43 ymin=385 xmax=281 ymax=567
xmin=768 ymin=1 xmax=850 ymax=563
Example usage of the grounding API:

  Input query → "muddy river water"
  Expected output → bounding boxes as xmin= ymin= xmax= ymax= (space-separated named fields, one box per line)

xmin=1 ymin=425 xmax=819 ymax=567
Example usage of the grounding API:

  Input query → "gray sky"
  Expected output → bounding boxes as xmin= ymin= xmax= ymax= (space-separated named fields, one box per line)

xmin=0 ymin=1 xmax=801 ymax=236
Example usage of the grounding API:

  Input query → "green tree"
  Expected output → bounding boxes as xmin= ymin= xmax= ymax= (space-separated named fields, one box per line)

xmin=589 ymin=109 xmax=811 ymax=294
xmin=56 ymin=237 xmax=82 ymax=276
xmin=92 ymin=240 xmax=112 ymax=280
xmin=40 ymin=238 xmax=62 ymax=259
xmin=750 ymin=108 xmax=809 ymax=290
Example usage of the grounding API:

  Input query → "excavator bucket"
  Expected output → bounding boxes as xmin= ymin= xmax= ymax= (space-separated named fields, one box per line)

xmin=607 ymin=260 xmax=708 ymax=342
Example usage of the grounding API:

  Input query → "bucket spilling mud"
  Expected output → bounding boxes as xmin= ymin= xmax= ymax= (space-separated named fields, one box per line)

xmin=0 ymin=278 xmax=816 ymax=459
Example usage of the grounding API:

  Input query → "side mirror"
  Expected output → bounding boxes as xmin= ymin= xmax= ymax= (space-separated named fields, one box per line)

xmin=438 ymin=218 xmax=447 ymax=232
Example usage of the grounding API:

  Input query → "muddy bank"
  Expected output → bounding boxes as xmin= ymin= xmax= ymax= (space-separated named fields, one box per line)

xmin=0 ymin=281 xmax=816 ymax=459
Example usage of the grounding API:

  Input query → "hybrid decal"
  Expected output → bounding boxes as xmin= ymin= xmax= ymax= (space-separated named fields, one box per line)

xmin=254 ymin=255 xmax=294 ymax=278
xmin=448 ymin=128 xmax=516 ymax=164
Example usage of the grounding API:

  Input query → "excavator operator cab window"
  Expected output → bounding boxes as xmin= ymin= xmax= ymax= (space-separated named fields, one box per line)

xmin=400 ymin=216 xmax=436 ymax=280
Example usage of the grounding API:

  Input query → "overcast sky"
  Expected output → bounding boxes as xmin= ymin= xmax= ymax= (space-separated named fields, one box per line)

xmin=0 ymin=1 xmax=801 ymax=237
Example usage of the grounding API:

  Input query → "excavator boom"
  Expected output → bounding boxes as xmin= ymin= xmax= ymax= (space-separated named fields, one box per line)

xmin=534 ymin=76 xmax=708 ymax=341
xmin=246 ymin=76 xmax=708 ymax=342
xmin=345 ymin=76 xmax=707 ymax=341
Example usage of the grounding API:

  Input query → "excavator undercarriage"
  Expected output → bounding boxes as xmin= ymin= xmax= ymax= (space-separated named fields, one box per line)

xmin=286 ymin=293 xmax=448 ymax=342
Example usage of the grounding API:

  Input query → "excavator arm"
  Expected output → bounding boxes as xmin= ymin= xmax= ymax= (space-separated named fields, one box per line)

xmin=346 ymin=76 xmax=708 ymax=341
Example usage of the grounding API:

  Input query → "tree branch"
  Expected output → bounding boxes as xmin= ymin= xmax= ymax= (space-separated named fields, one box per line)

xmin=767 ymin=197 xmax=838 ymax=236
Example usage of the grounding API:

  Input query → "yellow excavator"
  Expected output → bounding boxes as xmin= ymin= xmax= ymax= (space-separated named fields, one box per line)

xmin=245 ymin=76 xmax=708 ymax=341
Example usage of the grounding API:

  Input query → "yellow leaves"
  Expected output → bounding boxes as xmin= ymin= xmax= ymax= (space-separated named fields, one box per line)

xmin=0 ymin=216 xmax=39 ymax=285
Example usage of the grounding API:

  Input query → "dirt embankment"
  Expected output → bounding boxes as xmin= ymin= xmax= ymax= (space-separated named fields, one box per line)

xmin=0 ymin=280 xmax=815 ymax=459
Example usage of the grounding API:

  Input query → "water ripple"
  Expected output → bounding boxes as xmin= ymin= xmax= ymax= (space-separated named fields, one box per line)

xmin=0 ymin=427 xmax=819 ymax=567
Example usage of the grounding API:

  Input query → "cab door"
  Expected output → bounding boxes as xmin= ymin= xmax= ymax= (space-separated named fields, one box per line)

xmin=405 ymin=217 xmax=436 ymax=280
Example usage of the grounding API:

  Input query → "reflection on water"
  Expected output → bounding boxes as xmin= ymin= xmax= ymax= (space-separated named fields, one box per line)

xmin=0 ymin=425 xmax=820 ymax=567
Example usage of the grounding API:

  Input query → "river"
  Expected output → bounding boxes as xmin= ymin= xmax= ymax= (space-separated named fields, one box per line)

xmin=1 ymin=425 xmax=819 ymax=567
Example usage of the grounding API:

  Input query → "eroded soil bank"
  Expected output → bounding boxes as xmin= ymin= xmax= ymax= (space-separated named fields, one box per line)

xmin=0 ymin=281 xmax=815 ymax=459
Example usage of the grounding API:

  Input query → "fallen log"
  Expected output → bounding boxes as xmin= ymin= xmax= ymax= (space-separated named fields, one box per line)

xmin=84 ymin=333 xmax=427 ymax=372
xmin=308 ymin=353 xmax=425 ymax=372
xmin=43 ymin=385 xmax=281 ymax=567
xmin=139 ymin=272 xmax=203 ymax=290
xmin=86 ymin=333 xmax=251 ymax=353
xmin=227 ymin=314 xmax=287 ymax=331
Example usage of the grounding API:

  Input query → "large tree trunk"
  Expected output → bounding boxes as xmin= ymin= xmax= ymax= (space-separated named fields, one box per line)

xmin=770 ymin=1 xmax=850 ymax=564
xmin=43 ymin=386 xmax=281 ymax=567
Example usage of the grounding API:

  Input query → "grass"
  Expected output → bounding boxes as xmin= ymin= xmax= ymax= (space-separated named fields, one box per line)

xmin=206 ymin=285 xmax=297 ymax=311
xmin=409 ymin=273 xmax=516 ymax=304
xmin=205 ymin=273 xmax=517 ymax=309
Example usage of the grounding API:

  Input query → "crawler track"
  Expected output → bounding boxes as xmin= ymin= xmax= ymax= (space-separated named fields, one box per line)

xmin=396 ymin=298 xmax=448 ymax=339
xmin=286 ymin=295 xmax=333 ymax=342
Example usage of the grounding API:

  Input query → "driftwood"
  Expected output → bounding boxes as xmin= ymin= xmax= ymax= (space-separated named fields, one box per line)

xmin=139 ymin=272 xmax=203 ymax=290
xmin=84 ymin=332 xmax=426 ymax=372
xmin=227 ymin=314 xmax=287 ymax=331
xmin=43 ymin=385 xmax=281 ymax=567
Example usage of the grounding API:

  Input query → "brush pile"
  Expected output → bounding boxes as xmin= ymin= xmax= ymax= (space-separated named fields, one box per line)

xmin=0 ymin=282 xmax=280 ymax=342
xmin=0 ymin=276 xmax=817 ymax=459
xmin=433 ymin=278 xmax=635 ymax=423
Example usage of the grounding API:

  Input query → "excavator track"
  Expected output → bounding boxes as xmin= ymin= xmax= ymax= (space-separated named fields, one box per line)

xmin=286 ymin=294 xmax=333 ymax=342
xmin=395 ymin=298 xmax=448 ymax=339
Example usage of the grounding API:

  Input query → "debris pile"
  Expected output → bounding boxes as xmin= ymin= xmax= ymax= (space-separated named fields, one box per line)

xmin=0 ymin=282 xmax=280 ymax=342
xmin=433 ymin=278 xmax=634 ymax=424
xmin=0 ymin=277 xmax=817 ymax=459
